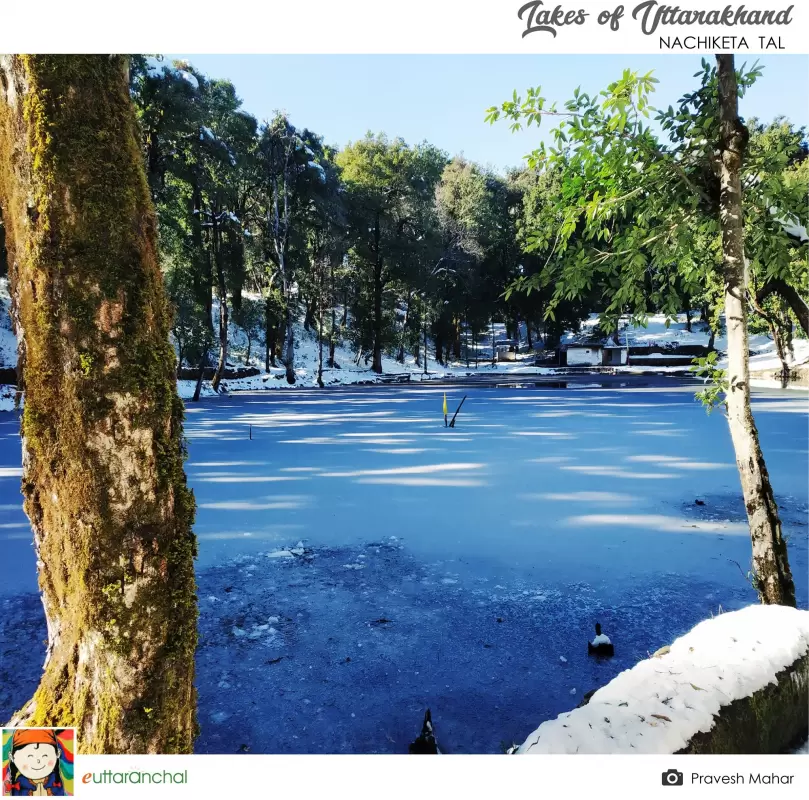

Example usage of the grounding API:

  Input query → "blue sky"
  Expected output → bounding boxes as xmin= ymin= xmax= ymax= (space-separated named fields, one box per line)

xmin=168 ymin=55 xmax=808 ymax=171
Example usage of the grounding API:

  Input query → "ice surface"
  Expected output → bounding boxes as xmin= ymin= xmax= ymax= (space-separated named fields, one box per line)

xmin=518 ymin=604 xmax=809 ymax=754
xmin=1 ymin=383 xmax=807 ymax=752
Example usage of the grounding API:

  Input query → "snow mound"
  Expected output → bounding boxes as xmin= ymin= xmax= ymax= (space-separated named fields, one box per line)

xmin=518 ymin=604 xmax=809 ymax=754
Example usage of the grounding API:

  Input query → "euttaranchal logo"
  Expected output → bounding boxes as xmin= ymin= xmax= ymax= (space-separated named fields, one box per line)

xmin=80 ymin=770 xmax=188 ymax=787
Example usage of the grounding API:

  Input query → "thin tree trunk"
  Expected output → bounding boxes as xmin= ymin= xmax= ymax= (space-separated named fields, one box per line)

xmin=317 ymin=264 xmax=325 ymax=389
xmin=329 ymin=256 xmax=337 ymax=368
xmin=304 ymin=296 xmax=317 ymax=332
xmin=269 ymin=142 xmax=294 ymax=384
xmin=282 ymin=287 xmax=295 ymax=384
xmin=716 ymin=54 xmax=795 ymax=607
xmin=276 ymin=319 xmax=285 ymax=364
xmin=210 ymin=212 xmax=228 ymax=393
xmin=465 ymin=311 xmax=470 ymax=368
xmin=702 ymin=303 xmax=717 ymax=350
xmin=749 ymin=291 xmax=791 ymax=379
xmin=372 ymin=215 xmax=383 ymax=374
xmin=423 ymin=317 xmax=428 ymax=375
xmin=0 ymin=55 xmax=197 ymax=751
xmin=756 ymin=278 xmax=809 ymax=337
xmin=264 ymin=295 xmax=273 ymax=371
xmin=397 ymin=290 xmax=412 ymax=364
xmin=176 ymin=340 xmax=186 ymax=377
xmin=192 ymin=345 xmax=208 ymax=403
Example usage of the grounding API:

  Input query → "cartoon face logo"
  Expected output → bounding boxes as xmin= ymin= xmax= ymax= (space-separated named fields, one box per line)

xmin=2 ymin=728 xmax=74 ymax=796
xmin=11 ymin=741 xmax=58 ymax=782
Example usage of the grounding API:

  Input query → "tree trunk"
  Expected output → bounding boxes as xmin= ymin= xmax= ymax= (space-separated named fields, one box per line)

xmin=276 ymin=319 xmax=285 ymax=363
xmin=210 ymin=212 xmax=228 ymax=393
xmin=176 ymin=340 xmax=186 ymax=377
xmin=328 ymin=256 xmax=337 ymax=368
xmin=245 ymin=336 xmax=251 ymax=365
xmin=423 ymin=318 xmax=428 ymax=375
xmin=716 ymin=54 xmax=795 ymax=607
xmin=372 ymin=263 xmax=383 ymax=374
xmin=397 ymin=290 xmax=412 ymax=364
xmin=756 ymin=278 xmax=809 ymax=337
xmin=317 ymin=271 xmax=324 ymax=389
xmin=304 ymin=296 xmax=316 ymax=332
xmin=464 ymin=311 xmax=470 ymax=367
xmin=192 ymin=345 xmax=208 ymax=403
xmin=0 ymin=55 xmax=197 ymax=751
xmin=702 ymin=303 xmax=717 ymax=350
xmin=282 ymin=288 xmax=295 ymax=384
xmin=264 ymin=295 xmax=276 ymax=370
xmin=685 ymin=309 xmax=693 ymax=333
xmin=371 ymin=231 xmax=384 ymax=374
xmin=749 ymin=291 xmax=791 ymax=381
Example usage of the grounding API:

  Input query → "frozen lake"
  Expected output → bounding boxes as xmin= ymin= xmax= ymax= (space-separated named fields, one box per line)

xmin=1 ymin=379 xmax=807 ymax=752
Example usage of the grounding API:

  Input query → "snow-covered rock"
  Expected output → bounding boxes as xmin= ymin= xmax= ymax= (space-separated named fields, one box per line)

xmin=518 ymin=604 xmax=809 ymax=754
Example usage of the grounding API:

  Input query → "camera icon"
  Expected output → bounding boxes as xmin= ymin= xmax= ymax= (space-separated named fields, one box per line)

xmin=662 ymin=769 xmax=684 ymax=786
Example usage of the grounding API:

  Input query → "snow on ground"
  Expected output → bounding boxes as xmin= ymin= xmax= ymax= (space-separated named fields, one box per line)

xmin=567 ymin=311 xmax=809 ymax=369
xmin=0 ymin=280 xmax=17 ymax=413
xmin=1 ymin=381 xmax=807 ymax=752
xmin=1 ymin=281 xmax=808 ymax=404
xmin=517 ymin=603 xmax=809 ymax=754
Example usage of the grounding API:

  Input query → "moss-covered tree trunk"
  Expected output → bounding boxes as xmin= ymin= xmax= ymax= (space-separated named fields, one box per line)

xmin=716 ymin=54 xmax=795 ymax=607
xmin=0 ymin=55 xmax=198 ymax=752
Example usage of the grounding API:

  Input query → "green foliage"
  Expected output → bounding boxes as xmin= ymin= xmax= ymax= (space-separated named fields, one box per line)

xmin=490 ymin=57 xmax=807 ymax=385
xmin=690 ymin=351 xmax=728 ymax=413
xmin=131 ymin=55 xmax=806 ymax=378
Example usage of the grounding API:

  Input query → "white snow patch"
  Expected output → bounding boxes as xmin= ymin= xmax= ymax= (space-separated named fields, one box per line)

xmin=178 ymin=70 xmax=199 ymax=90
xmin=267 ymin=549 xmax=295 ymax=559
xmin=518 ymin=604 xmax=809 ymax=754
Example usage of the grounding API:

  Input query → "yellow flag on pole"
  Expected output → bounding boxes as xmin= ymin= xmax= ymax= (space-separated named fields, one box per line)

xmin=443 ymin=393 xmax=448 ymax=416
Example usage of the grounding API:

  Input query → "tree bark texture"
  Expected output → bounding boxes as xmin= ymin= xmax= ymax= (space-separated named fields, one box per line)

xmin=716 ymin=54 xmax=795 ymax=607
xmin=0 ymin=55 xmax=198 ymax=751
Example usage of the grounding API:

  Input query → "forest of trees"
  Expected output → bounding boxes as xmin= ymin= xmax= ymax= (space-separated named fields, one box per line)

xmin=128 ymin=55 xmax=606 ymax=391
xmin=128 ymin=56 xmax=807 ymax=397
